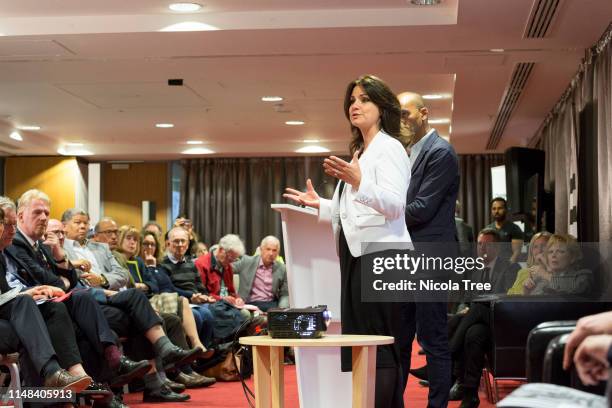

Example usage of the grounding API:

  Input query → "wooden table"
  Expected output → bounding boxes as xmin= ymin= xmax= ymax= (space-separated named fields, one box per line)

xmin=240 ymin=334 xmax=394 ymax=408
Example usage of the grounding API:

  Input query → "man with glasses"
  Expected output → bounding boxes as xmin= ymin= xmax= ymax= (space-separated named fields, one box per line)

xmin=93 ymin=217 xmax=121 ymax=251
xmin=63 ymin=212 xmax=127 ymax=290
xmin=160 ymin=227 xmax=216 ymax=347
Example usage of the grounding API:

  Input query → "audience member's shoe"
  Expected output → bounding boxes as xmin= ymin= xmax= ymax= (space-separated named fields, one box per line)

xmin=143 ymin=384 xmax=191 ymax=402
xmin=79 ymin=382 xmax=113 ymax=397
xmin=163 ymin=378 xmax=186 ymax=393
xmin=44 ymin=369 xmax=92 ymax=393
xmin=449 ymin=380 xmax=465 ymax=401
xmin=458 ymin=387 xmax=479 ymax=408
xmin=107 ymin=394 xmax=129 ymax=408
xmin=162 ymin=346 xmax=203 ymax=371
xmin=175 ymin=372 xmax=216 ymax=388
xmin=458 ymin=395 xmax=480 ymax=408
xmin=409 ymin=365 xmax=428 ymax=381
xmin=418 ymin=380 xmax=429 ymax=387
xmin=109 ymin=356 xmax=152 ymax=387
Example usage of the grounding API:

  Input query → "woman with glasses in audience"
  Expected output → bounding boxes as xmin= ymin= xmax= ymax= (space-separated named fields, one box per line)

xmin=525 ymin=233 xmax=593 ymax=296
xmin=117 ymin=226 xmax=216 ymax=388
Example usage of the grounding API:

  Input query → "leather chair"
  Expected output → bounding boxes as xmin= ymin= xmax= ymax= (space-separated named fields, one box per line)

xmin=526 ymin=320 xmax=576 ymax=382
xmin=482 ymin=296 xmax=612 ymax=401
xmin=543 ymin=332 xmax=607 ymax=395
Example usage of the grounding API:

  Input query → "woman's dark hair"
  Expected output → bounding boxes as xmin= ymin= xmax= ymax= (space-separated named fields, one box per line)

xmin=343 ymin=74 xmax=402 ymax=155
xmin=141 ymin=230 xmax=163 ymax=263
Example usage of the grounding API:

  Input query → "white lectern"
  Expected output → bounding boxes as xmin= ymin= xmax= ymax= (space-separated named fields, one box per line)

xmin=271 ymin=204 xmax=352 ymax=408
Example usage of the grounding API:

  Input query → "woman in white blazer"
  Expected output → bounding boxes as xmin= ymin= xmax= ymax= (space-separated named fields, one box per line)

xmin=285 ymin=75 xmax=411 ymax=408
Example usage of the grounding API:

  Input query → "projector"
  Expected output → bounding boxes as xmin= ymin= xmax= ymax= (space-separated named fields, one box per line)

xmin=267 ymin=305 xmax=331 ymax=339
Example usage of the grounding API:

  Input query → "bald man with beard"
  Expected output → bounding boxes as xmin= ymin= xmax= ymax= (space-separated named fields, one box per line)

xmin=397 ymin=92 xmax=459 ymax=408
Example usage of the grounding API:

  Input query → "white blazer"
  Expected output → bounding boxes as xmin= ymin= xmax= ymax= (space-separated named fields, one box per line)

xmin=318 ymin=130 xmax=412 ymax=257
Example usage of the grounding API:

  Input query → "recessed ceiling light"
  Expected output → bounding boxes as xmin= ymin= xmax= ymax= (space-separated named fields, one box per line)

xmin=168 ymin=3 xmax=202 ymax=12
xmin=160 ymin=22 xmax=218 ymax=32
xmin=429 ymin=118 xmax=451 ymax=124
xmin=66 ymin=142 xmax=84 ymax=147
xmin=182 ymin=147 xmax=214 ymax=155
xmin=9 ymin=131 xmax=22 ymax=141
xmin=156 ymin=123 xmax=174 ymax=128
xmin=261 ymin=96 xmax=283 ymax=102
xmin=423 ymin=94 xmax=452 ymax=100
xmin=186 ymin=140 xmax=204 ymax=145
xmin=410 ymin=0 xmax=442 ymax=5
xmin=17 ymin=125 xmax=41 ymax=131
xmin=285 ymin=121 xmax=305 ymax=126
xmin=58 ymin=146 xmax=93 ymax=156
xmin=295 ymin=146 xmax=330 ymax=154
xmin=490 ymin=48 xmax=505 ymax=53
xmin=303 ymin=139 xmax=320 ymax=143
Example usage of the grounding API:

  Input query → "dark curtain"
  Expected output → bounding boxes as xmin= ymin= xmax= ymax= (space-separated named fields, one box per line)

xmin=180 ymin=153 xmax=504 ymax=253
xmin=180 ymin=157 xmax=336 ymax=253
xmin=530 ymin=23 xmax=612 ymax=242
xmin=457 ymin=154 xmax=505 ymax=236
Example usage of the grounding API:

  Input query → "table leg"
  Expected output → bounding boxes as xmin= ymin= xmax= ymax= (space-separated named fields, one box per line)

xmin=253 ymin=345 xmax=272 ymax=408
xmin=351 ymin=345 xmax=376 ymax=408
xmin=270 ymin=346 xmax=284 ymax=408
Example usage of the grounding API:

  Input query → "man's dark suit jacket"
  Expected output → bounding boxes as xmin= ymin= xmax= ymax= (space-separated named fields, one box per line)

xmin=470 ymin=256 xmax=521 ymax=296
xmin=5 ymin=230 xmax=78 ymax=291
xmin=406 ymin=130 xmax=460 ymax=242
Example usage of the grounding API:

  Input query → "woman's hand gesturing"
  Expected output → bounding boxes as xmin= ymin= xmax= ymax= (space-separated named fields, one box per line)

xmin=284 ymin=179 xmax=321 ymax=209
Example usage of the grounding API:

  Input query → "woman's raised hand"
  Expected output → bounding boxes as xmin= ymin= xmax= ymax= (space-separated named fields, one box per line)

xmin=284 ymin=178 xmax=320 ymax=209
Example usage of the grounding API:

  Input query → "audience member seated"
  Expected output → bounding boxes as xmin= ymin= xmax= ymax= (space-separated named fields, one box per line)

xmin=61 ymin=209 xmax=128 ymax=290
xmin=0 ymin=206 xmax=93 ymax=393
xmin=195 ymin=242 xmax=208 ymax=257
xmin=117 ymin=225 xmax=216 ymax=389
xmin=91 ymin=217 xmax=125 ymax=262
xmin=524 ymin=234 xmax=593 ymax=297
xmin=486 ymin=197 xmax=524 ymax=263
xmin=159 ymin=227 xmax=218 ymax=343
xmin=507 ymin=231 xmax=552 ymax=295
xmin=174 ymin=216 xmax=200 ymax=260
xmin=195 ymin=234 xmax=246 ymax=311
xmin=8 ymin=194 xmax=197 ymax=403
xmin=142 ymin=220 xmax=164 ymax=244
xmin=232 ymin=235 xmax=289 ymax=312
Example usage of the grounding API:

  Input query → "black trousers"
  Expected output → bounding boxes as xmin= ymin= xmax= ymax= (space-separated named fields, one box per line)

xmin=449 ymin=303 xmax=491 ymax=389
xmin=337 ymin=231 xmax=404 ymax=408
xmin=101 ymin=289 xmax=163 ymax=361
xmin=64 ymin=289 xmax=118 ymax=356
xmin=399 ymin=301 xmax=452 ymax=408
xmin=0 ymin=296 xmax=58 ymax=375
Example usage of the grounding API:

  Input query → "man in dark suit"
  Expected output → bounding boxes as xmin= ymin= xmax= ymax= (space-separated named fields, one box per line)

xmin=0 ymin=205 xmax=93 ymax=392
xmin=232 ymin=235 xmax=289 ymax=311
xmin=398 ymin=91 xmax=459 ymax=408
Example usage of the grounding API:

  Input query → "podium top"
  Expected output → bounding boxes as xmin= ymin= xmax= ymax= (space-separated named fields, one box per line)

xmin=271 ymin=203 xmax=318 ymax=216
xmin=240 ymin=334 xmax=394 ymax=347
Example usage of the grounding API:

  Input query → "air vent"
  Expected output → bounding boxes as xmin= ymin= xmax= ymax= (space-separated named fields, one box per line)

xmin=486 ymin=62 xmax=535 ymax=150
xmin=524 ymin=0 xmax=561 ymax=38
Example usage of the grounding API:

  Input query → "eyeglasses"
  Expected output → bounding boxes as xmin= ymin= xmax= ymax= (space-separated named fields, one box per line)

xmin=142 ymin=242 xmax=156 ymax=248
xmin=171 ymin=239 xmax=188 ymax=245
xmin=99 ymin=229 xmax=119 ymax=236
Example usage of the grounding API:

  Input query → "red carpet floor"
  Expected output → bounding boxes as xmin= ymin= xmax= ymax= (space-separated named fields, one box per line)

xmin=125 ymin=342 xmax=519 ymax=407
